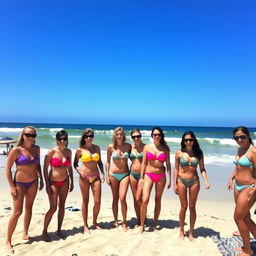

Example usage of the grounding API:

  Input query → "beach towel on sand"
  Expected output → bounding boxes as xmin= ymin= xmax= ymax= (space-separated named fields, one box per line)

xmin=212 ymin=235 xmax=256 ymax=256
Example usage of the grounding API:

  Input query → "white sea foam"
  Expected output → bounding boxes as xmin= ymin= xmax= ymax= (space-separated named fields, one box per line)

xmin=49 ymin=128 xmax=64 ymax=133
xmin=0 ymin=127 xmax=23 ymax=133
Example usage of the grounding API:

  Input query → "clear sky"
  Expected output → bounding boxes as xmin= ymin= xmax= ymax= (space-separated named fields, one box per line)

xmin=0 ymin=0 xmax=255 ymax=127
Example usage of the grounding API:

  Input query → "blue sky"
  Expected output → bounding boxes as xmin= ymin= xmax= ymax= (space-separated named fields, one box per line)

xmin=0 ymin=0 xmax=255 ymax=127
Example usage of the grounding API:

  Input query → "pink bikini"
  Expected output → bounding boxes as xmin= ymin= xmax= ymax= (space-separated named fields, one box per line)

xmin=145 ymin=151 xmax=166 ymax=183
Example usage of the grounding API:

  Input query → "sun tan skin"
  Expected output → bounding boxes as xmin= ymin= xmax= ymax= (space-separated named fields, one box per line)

xmin=73 ymin=135 xmax=104 ymax=234
xmin=174 ymin=134 xmax=210 ymax=241
xmin=5 ymin=127 xmax=44 ymax=254
xmin=106 ymin=130 xmax=131 ymax=231
xmin=227 ymin=130 xmax=256 ymax=256
xmin=139 ymin=129 xmax=171 ymax=234
xmin=129 ymin=132 xmax=145 ymax=226
xmin=42 ymin=137 xmax=73 ymax=241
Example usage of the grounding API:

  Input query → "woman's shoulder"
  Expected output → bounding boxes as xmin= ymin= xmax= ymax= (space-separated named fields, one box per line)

xmin=175 ymin=150 xmax=182 ymax=156
xmin=250 ymin=145 xmax=256 ymax=154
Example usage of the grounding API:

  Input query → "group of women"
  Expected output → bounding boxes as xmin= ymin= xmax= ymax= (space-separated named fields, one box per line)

xmin=4 ymin=125 xmax=256 ymax=256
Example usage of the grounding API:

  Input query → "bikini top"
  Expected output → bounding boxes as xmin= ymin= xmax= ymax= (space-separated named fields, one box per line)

xmin=130 ymin=152 xmax=143 ymax=161
xmin=15 ymin=153 xmax=39 ymax=165
xmin=51 ymin=157 xmax=71 ymax=167
xmin=112 ymin=151 xmax=129 ymax=160
xmin=179 ymin=156 xmax=199 ymax=167
xmin=146 ymin=151 xmax=166 ymax=162
xmin=80 ymin=153 xmax=100 ymax=163
xmin=233 ymin=157 xmax=254 ymax=168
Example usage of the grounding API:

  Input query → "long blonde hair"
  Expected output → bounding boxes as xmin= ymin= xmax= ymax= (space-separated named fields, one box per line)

xmin=17 ymin=126 xmax=37 ymax=146
xmin=112 ymin=127 xmax=126 ymax=149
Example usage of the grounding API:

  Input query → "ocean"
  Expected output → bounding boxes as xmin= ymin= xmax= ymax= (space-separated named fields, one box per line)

xmin=1 ymin=122 xmax=255 ymax=167
xmin=1 ymin=122 xmax=255 ymax=201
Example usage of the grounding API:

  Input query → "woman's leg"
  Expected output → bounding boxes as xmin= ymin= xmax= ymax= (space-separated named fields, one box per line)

xmin=23 ymin=182 xmax=38 ymax=240
xmin=57 ymin=181 xmax=69 ymax=237
xmin=234 ymin=188 xmax=254 ymax=255
xmin=91 ymin=179 xmax=102 ymax=229
xmin=42 ymin=185 xmax=58 ymax=241
xmin=109 ymin=175 xmax=120 ymax=227
xmin=119 ymin=175 xmax=130 ymax=230
xmin=188 ymin=182 xmax=200 ymax=241
xmin=79 ymin=178 xmax=91 ymax=234
xmin=177 ymin=179 xmax=188 ymax=239
xmin=152 ymin=177 xmax=166 ymax=231
xmin=139 ymin=175 xmax=153 ymax=233
xmin=6 ymin=186 xmax=25 ymax=253
xmin=130 ymin=175 xmax=140 ymax=225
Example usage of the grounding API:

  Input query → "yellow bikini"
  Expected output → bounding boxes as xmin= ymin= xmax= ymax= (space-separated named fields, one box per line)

xmin=80 ymin=153 xmax=100 ymax=163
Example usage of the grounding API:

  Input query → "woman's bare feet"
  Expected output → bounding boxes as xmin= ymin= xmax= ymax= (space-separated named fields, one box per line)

xmin=56 ymin=230 xmax=66 ymax=239
xmin=237 ymin=250 xmax=253 ymax=256
xmin=23 ymin=233 xmax=30 ymax=240
xmin=84 ymin=226 xmax=91 ymax=235
xmin=5 ymin=241 xmax=14 ymax=254
xmin=233 ymin=230 xmax=241 ymax=236
xmin=139 ymin=226 xmax=145 ymax=234
xmin=122 ymin=223 xmax=128 ymax=231
xmin=113 ymin=220 xmax=118 ymax=228
xmin=92 ymin=223 xmax=102 ymax=230
xmin=188 ymin=232 xmax=195 ymax=241
xmin=42 ymin=232 xmax=51 ymax=242
xmin=179 ymin=231 xmax=185 ymax=240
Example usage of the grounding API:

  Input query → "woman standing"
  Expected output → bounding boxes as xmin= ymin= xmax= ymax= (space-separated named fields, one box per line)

xmin=5 ymin=126 xmax=44 ymax=253
xmin=129 ymin=128 xmax=145 ymax=226
xmin=106 ymin=127 xmax=131 ymax=230
xmin=42 ymin=130 xmax=73 ymax=241
xmin=174 ymin=131 xmax=210 ymax=240
xmin=139 ymin=126 xmax=171 ymax=233
xmin=227 ymin=126 xmax=256 ymax=256
xmin=73 ymin=128 xmax=104 ymax=234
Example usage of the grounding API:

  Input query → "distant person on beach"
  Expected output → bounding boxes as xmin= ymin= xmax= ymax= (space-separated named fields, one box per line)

xmin=139 ymin=126 xmax=171 ymax=233
xmin=106 ymin=127 xmax=131 ymax=230
xmin=129 ymin=128 xmax=145 ymax=226
xmin=42 ymin=130 xmax=73 ymax=241
xmin=227 ymin=126 xmax=256 ymax=256
xmin=73 ymin=128 xmax=104 ymax=234
xmin=174 ymin=131 xmax=210 ymax=240
xmin=5 ymin=126 xmax=44 ymax=254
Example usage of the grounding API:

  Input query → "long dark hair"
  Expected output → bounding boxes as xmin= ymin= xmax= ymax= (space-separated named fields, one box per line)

xmin=79 ymin=128 xmax=94 ymax=147
xmin=233 ymin=126 xmax=254 ymax=145
xmin=181 ymin=131 xmax=203 ymax=160
xmin=151 ymin=126 xmax=170 ymax=151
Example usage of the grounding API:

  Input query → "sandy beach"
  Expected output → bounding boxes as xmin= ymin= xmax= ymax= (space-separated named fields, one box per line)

xmin=0 ymin=154 xmax=249 ymax=256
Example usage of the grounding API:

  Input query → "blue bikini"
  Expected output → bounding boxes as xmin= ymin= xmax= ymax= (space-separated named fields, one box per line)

xmin=233 ymin=151 xmax=255 ymax=192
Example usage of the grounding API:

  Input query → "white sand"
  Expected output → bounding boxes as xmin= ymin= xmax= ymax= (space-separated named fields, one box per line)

xmin=0 ymin=154 xmax=248 ymax=256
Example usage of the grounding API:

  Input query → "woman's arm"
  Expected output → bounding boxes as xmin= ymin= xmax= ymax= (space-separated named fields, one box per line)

xmin=73 ymin=148 xmax=82 ymax=176
xmin=5 ymin=147 xmax=18 ymax=198
xmin=198 ymin=154 xmax=210 ymax=189
xmin=67 ymin=149 xmax=74 ymax=192
xmin=43 ymin=149 xmax=52 ymax=193
xmin=97 ymin=145 xmax=105 ymax=183
xmin=165 ymin=149 xmax=171 ymax=189
xmin=106 ymin=145 xmax=112 ymax=184
xmin=173 ymin=151 xmax=180 ymax=194
xmin=36 ymin=146 xmax=44 ymax=191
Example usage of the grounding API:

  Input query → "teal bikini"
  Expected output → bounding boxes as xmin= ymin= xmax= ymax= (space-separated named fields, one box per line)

xmin=129 ymin=152 xmax=143 ymax=181
xmin=178 ymin=154 xmax=199 ymax=187
xmin=111 ymin=151 xmax=130 ymax=181
xmin=233 ymin=152 xmax=255 ymax=192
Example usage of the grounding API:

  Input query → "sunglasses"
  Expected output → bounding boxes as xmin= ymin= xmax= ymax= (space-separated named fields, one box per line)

xmin=57 ymin=137 xmax=68 ymax=141
xmin=152 ymin=133 xmax=161 ymax=137
xmin=184 ymin=139 xmax=194 ymax=143
xmin=233 ymin=135 xmax=247 ymax=141
xmin=24 ymin=133 xmax=37 ymax=138
xmin=131 ymin=135 xmax=141 ymax=139
xmin=85 ymin=135 xmax=94 ymax=139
